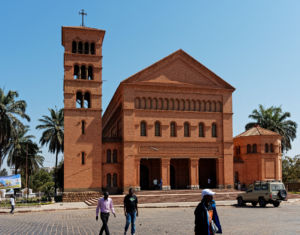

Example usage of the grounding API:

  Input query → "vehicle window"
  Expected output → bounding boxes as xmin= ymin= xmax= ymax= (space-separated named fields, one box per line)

xmin=247 ymin=189 xmax=252 ymax=193
xmin=254 ymin=184 xmax=261 ymax=190
xmin=271 ymin=184 xmax=284 ymax=191
xmin=261 ymin=184 xmax=268 ymax=190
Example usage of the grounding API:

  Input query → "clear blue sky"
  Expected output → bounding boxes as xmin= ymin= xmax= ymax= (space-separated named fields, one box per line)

xmin=1 ymin=0 xmax=300 ymax=171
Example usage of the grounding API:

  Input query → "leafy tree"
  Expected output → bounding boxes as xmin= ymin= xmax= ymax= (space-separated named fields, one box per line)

xmin=0 ymin=168 xmax=8 ymax=176
xmin=245 ymin=105 xmax=297 ymax=152
xmin=0 ymin=89 xmax=30 ymax=167
xmin=36 ymin=108 xmax=63 ymax=195
xmin=30 ymin=169 xmax=53 ymax=192
xmin=7 ymin=126 xmax=44 ymax=175
xmin=55 ymin=160 xmax=64 ymax=192
xmin=282 ymin=155 xmax=300 ymax=183
xmin=40 ymin=181 xmax=55 ymax=201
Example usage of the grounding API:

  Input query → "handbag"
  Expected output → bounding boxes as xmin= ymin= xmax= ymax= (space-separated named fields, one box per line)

xmin=211 ymin=220 xmax=219 ymax=234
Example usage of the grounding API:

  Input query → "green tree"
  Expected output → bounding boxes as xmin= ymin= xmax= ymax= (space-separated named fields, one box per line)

xmin=245 ymin=105 xmax=297 ymax=152
xmin=30 ymin=169 xmax=53 ymax=192
xmin=0 ymin=168 xmax=8 ymax=176
xmin=282 ymin=155 xmax=300 ymax=183
xmin=7 ymin=126 xmax=44 ymax=175
xmin=0 ymin=89 xmax=30 ymax=167
xmin=36 ymin=108 xmax=63 ymax=195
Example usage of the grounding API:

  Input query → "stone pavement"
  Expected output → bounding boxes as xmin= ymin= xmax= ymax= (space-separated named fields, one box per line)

xmin=1 ymin=201 xmax=300 ymax=234
xmin=1 ymin=198 xmax=300 ymax=214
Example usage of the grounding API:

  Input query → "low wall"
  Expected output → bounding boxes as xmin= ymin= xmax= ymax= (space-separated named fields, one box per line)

xmin=63 ymin=191 xmax=102 ymax=202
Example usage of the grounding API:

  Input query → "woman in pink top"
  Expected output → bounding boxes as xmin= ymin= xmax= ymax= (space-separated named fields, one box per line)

xmin=96 ymin=192 xmax=116 ymax=235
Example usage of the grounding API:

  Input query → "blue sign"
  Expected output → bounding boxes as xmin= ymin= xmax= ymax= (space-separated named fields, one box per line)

xmin=0 ymin=174 xmax=22 ymax=189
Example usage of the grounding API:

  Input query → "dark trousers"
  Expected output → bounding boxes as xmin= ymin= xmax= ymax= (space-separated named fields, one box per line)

xmin=10 ymin=205 xmax=14 ymax=214
xmin=100 ymin=212 xmax=110 ymax=235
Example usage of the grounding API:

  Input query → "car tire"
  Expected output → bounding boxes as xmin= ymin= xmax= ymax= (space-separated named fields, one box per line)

xmin=258 ymin=197 xmax=266 ymax=207
xmin=237 ymin=197 xmax=244 ymax=207
xmin=278 ymin=190 xmax=287 ymax=200
xmin=273 ymin=201 xmax=280 ymax=207
xmin=251 ymin=202 xmax=257 ymax=207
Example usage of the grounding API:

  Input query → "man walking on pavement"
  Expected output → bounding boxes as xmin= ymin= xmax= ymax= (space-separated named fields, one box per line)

xmin=10 ymin=195 xmax=15 ymax=214
xmin=96 ymin=192 xmax=116 ymax=235
xmin=124 ymin=188 xmax=138 ymax=235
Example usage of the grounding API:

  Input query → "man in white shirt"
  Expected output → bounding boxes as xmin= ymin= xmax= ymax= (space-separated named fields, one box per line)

xmin=10 ymin=195 xmax=15 ymax=214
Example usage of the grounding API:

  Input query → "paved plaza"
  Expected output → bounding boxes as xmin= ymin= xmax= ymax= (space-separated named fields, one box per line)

xmin=1 ymin=201 xmax=300 ymax=235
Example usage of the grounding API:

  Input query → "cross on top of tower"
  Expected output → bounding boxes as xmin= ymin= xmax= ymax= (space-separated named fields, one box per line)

xmin=79 ymin=9 xmax=87 ymax=27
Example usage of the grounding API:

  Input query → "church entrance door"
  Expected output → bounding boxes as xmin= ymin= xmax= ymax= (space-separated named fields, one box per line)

xmin=199 ymin=158 xmax=216 ymax=188
xmin=140 ymin=159 xmax=161 ymax=190
xmin=170 ymin=159 xmax=189 ymax=189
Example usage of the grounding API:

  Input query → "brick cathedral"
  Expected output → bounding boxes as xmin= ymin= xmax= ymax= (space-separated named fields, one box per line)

xmin=62 ymin=26 xmax=282 ymax=199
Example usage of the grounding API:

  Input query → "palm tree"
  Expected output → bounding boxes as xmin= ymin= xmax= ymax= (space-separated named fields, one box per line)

xmin=245 ymin=105 xmax=297 ymax=152
xmin=7 ymin=126 xmax=43 ymax=174
xmin=0 ymin=89 xmax=30 ymax=167
xmin=36 ymin=108 xmax=63 ymax=195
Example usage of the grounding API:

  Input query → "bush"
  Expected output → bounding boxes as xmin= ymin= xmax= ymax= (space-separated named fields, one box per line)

xmin=54 ymin=195 xmax=62 ymax=202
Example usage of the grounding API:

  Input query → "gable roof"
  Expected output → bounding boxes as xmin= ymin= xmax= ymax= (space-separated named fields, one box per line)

xmin=121 ymin=49 xmax=235 ymax=90
xmin=235 ymin=126 xmax=281 ymax=138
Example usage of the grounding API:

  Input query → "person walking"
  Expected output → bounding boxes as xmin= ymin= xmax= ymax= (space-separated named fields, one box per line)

xmin=124 ymin=188 xmax=138 ymax=235
xmin=10 ymin=195 xmax=15 ymax=214
xmin=96 ymin=192 xmax=116 ymax=235
xmin=194 ymin=189 xmax=222 ymax=235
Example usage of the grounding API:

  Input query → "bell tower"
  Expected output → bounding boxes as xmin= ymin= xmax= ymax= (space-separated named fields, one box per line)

xmin=62 ymin=26 xmax=105 ymax=192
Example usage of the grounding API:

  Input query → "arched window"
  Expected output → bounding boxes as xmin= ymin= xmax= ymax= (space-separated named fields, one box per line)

xmin=107 ymin=174 xmax=111 ymax=187
xmin=180 ymin=99 xmax=185 ymax=111
xmin=170 ymin=122 xmax=177 ymax=137
xmin=74 ymin=65 xmax=79 ymax=79
xmin=76 ymin=92 xmax=83 ymax=108
xmin=175 ymin=99 xmax=180 ymax=110
xmin=147 ymin=98 xmax=152 ymax=109
xmin=141 ymin=97 xmax=147 ymax=109
xmin=212 ymin=123 xmax=217 ymax=137
xmin=199 ymin=123 xmax=205 ymax=137
xmin=78 ymin=42 xmax=83 ymax=54
xmin=184 ymin=122 xmax=190 ymax=137
xmin=72 ymin=41 xmax=77 ymax=53
xmin=247 ymin=144 xmax=251 ymax=153
xmin=207 ymin=101 xmax=212 ymax=112
xmin=218 ymin=102 xmax=223 ymax=112
xmin=170 ymin=99 xmax=175 ymax=110
xmin=84 ymin=42 xmax=89 ymax=54
xmin=81 ymin=152 xmax=85 ymax=165
xmin=135 ymin=98 xmax=141 ymax=109
xmin=158 ymin=98 xmax=163 ymax=110
xmin=265 ymin=144 xmax=269 ymax=153
xmin=113 ymin=174 xmax=117 ymax=187
xmin=107 ymin=149 xmax=111 ymax=163
xmin=140 ymin=121 xmax=147 ymax=136
xmin=88 ymin=66 xmax=93 ymax=80
xmin=270 ymin=144 xmax=274 ymax=153
xmin=90 ymin=43 xmax=95 ymax=54
xmin=212 ymin=101 xmax=216 ymax=112
xmin=155 ymin=121 xmax=161 ymax=137
xmin=235 ymin=146 xmax=241 ymax=156
xmin=191 ymin=100 xmax=196 ymax=111
xmin=81 ymin=120 xmax=85 ymax=134
xmin=81 ymin=65 xmax=86 ymax=79
xmin=84 ymin=92 xmax=91 ymax=108
xmin=252 ymin=144 xmax=257 ymax=153
xmin=186 ymin=100 xmax=191 ymax=111
xmin=113 ymin=149 xmax=118 ymax=163
xmin=153 ymin=98 xmax=158 ymax=109
xmin=164 ymin=98 xmax=169 ymax=110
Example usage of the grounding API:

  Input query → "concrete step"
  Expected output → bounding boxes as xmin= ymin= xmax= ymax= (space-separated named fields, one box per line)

xmin=84 ymin=189 xmax=242 ymax=206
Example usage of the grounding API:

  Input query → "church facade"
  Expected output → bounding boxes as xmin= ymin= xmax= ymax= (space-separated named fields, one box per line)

xmin=62 ymin=26 xmax=282 ymax=197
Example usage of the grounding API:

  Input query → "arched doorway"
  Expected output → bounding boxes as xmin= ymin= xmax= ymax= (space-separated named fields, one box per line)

xmin=170 ymin=165 xmax=175 ymax=189
xmin=140 ymin=164 xmax=149 ymax=190
xmin=199 ymin=159 xmax=216 ymax=188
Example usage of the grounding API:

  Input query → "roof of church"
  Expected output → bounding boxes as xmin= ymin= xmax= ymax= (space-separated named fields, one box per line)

xmin=120 ymin=49 xmax=235 ymax=90
xmin=235 ymin=126 xmax=281 ymax=138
